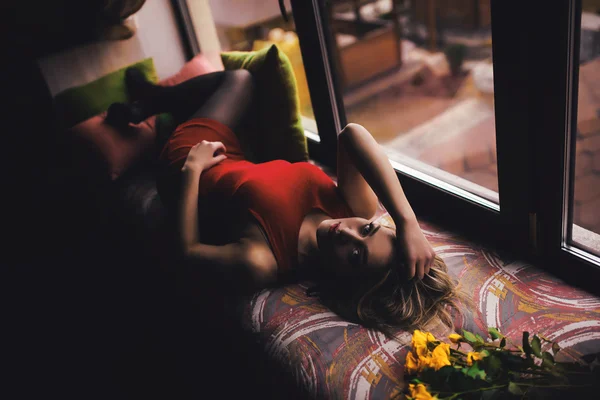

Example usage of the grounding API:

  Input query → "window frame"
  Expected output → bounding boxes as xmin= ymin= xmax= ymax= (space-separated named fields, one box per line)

xmin=291 ymin=0 xmax=534 ymax=258
xmin=532 ymin=0 xmax=600 ymax=294
xmin=289 ymin=0 xmax=345 ymax=170
xmin=170 ymin=0 xmax=201 ymax=60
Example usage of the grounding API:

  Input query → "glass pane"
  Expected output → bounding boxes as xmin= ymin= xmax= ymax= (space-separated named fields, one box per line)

xmin=325 ymin=0 xmax=498 ymax=204
xmin=569 ymin=5 xmax=600 ymax=255
xmin=193 ymin=0 xmax=317 ymax=132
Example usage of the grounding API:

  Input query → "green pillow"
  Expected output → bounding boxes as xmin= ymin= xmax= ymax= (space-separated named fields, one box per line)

xmin=221 ymin=44 xmax=308 ymax=163
xmin=54 ymin=58 xmax=159 ymax=129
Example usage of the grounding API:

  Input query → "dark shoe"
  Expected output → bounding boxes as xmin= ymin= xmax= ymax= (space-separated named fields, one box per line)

xmin=105 ymin=102 xmax=146 ymax=127
xmin=105 ymin=102 xmax=133 ymax=128
xmin=125 ymin=67 xmax=156 ymax=101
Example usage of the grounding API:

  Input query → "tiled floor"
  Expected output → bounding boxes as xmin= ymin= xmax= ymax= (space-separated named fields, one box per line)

xmin=344 ymin=40 xmax=600 ymax=245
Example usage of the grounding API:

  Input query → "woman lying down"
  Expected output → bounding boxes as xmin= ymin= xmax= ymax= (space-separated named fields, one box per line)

xmin=106 ymin=67 xmax=468 ymax=338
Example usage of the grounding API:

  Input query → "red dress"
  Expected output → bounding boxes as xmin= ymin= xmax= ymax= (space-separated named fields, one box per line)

xmin=159 ymin=118 xmax=354 ymax=273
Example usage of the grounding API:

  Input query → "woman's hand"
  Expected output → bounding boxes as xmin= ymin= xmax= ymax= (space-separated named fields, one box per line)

xmin=396 ymin=219 xmax=436 ymax=280
xmin=182 ymin=140 xmax=227 ymax=173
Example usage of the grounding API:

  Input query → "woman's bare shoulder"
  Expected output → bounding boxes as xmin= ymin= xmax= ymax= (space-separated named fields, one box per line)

xmin=237 ymin=238 xmax=278 ymax=287
xmin=237 ymin=218 xmax=278 ymax=271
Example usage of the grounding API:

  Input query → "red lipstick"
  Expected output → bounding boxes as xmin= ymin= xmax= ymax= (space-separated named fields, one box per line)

xmin=329 ymin=222 xmax=340 ymax=236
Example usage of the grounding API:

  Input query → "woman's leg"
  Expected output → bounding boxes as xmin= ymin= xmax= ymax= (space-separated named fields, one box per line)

xmin=137 ymin=69 xmax=255 ymax=211
xmin=106 ymin=68 xmax=255 ymax=135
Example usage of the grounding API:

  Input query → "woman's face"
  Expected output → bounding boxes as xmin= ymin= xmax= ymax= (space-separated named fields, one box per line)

xmin=316 ymin=217 xmax=396 ymax=277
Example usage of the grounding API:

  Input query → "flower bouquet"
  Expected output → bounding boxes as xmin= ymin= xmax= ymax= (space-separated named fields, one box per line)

xmin=400 ymin=328 xmax=600 ymax=399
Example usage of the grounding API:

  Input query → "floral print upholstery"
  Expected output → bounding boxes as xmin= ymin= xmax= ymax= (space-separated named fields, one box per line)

xmin=238 ymin=167 xmax=600 ymax=400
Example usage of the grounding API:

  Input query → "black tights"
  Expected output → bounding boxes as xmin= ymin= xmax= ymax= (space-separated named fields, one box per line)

xmin=107 ymin=68 xmax=256 ymax=138
xmin=107 ymin=69 xmax=256 ymax=211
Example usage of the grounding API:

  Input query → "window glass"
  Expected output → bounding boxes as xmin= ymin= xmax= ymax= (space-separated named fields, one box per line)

xmin=325 ymin=0 xmax=498 ymax=203
xmin=569 ymin=4 xmax=600 ymax=255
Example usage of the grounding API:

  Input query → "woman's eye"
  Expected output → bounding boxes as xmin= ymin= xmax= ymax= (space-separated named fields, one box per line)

xmin=362 ymin=223 xmax=373 ymax=236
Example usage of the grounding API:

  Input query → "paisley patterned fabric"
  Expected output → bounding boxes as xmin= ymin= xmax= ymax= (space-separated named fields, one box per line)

xmin=237 ymin=170 xmax=600 ymax=400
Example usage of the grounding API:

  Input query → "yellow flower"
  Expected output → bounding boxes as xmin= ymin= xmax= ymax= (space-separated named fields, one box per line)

xmin=417 ymin=354 xmax=432 ymax=372
xmin=407 ymin=330 xmax=451 ymax=374
xmin=429 ymin=343 xmax=451 ymax=370
xmin=412 ymin=330 xmax=437 ymax=357
xmin=467 ymin=351 xmax=485 ymax=366
xmin=448 ymin=333 xmax=463 ymax=344
xmin=407 ymin=383 xmax=437 ymax=400
xmin=405 ymin=351 xmax=420 ymax=374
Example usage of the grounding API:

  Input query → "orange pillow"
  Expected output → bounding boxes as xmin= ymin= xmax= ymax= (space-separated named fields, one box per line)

xmin=67 ymin=113 xmax=157 ymax=181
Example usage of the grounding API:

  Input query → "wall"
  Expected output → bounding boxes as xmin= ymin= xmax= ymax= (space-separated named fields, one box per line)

xmin=38 ymin=0 xmax=188 ymax=97
xmin=208 ymin=0 xmax=283 ymax=27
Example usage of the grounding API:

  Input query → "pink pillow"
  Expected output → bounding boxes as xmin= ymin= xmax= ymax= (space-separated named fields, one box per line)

xmin=68 ymin=113 xmax=157 ymax=181
xmin=158 ymin=53 xmax=220 ymax=87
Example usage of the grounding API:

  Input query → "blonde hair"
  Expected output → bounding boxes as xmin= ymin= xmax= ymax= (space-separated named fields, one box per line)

xmin=312 ymin=255 xmax=471 ymax=339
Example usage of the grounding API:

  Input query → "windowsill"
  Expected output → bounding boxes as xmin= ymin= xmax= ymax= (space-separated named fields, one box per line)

xmin=383 ymin=146 xmax=499 ymax=208
xmin=571 ymin=225 xmax=600 ymax=258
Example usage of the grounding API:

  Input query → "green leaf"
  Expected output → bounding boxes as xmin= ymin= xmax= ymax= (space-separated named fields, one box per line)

xmin=409 ymin=378 xmax=423 ymax=384
xmin=419 ymin=366 xmax=453 ymax=389
xmin=462 ymin=330 xmax=478 ymax=344
xmin=482 ymin=353 xmax=503 ymax=378
xmin=508 ymin=382 xmax=523 ymax=395
xmin=500 ymin=338 xmax=506 ymax=348
xmin=522 ymin=332 xmax=532 ymax=357
xmin=450 ymin=368 xmax=478 ymax=392
xmin=552 ymin=342 xmax=561 ymax=355
xmin=466 ymin=363 xmax=487 ymax=380
xmin=542 ymin=351 xmax=554 ymax=362
xmin=542 ymin=351 xmax=555 ymax=369
xmin=475 ymin=333 xmax=486 ymax=344
xmin=531 ymin=335 xmax=542 ymax=358
xmin=488 ymin=327 xmax=503 ymax=340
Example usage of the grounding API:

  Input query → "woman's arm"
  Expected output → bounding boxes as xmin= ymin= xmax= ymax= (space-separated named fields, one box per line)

xmin=338 ymin=123 xmax=415 ymax=226
xmin=337 ymin=127 xmax=379 ymax=219
xmin=178 ymin=141 xmax=227 ymax=252
xmin=179 ymin=166 xmax=203 ymax=252
xmin=178 ymin=141 xmax=277 ymax=288
xmin=178 ymin=166 xmax=246 ymax=274
xmin=337 ymin=123 xmax=435 ymax=279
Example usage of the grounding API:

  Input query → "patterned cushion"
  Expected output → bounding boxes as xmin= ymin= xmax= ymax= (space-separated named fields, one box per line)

xmin=237 ymin=165 xmax=600 ymax=399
